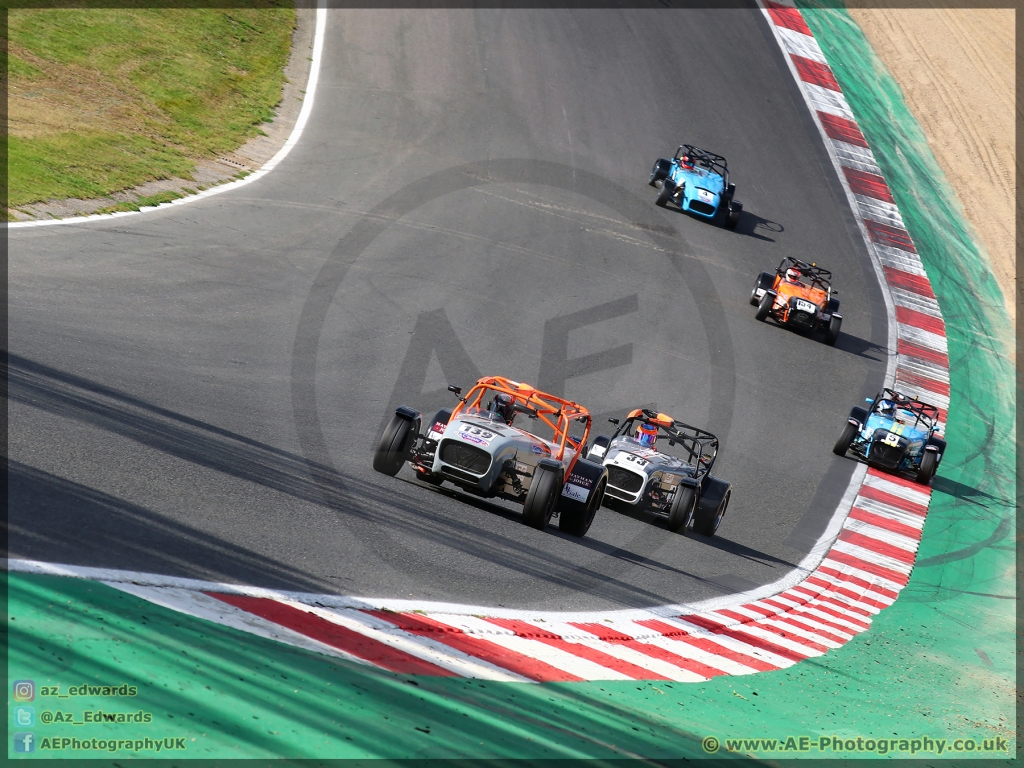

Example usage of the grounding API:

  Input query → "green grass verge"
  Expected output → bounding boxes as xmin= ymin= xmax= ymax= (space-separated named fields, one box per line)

xmin=7 ymin=4 xmax=295 ymax=207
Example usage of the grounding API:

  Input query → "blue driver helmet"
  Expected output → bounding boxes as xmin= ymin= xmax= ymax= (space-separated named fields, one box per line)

xmin=636 ymin=423 xmax=658 ymax=448
xmin=877 ymin=399 xmax=896 ymax=417
xmin=491 ymin=393 xmax=515 ymax=424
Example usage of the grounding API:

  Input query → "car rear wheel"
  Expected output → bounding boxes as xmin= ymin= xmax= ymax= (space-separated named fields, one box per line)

xmin=917 ymin=450 xmax=938 ymax=484
xmin=559 ymin=478 xmax=606 ymax=537
xmin=667 ymin=486 xmax=697 ymax=533
xmin=523 ymin=465 xmax=562 ymax=530
xmin=825 ymin=314 xmax=842 ymax=346
xmin=755 ymin=291 xmax=775 ymax=321
xmin=833 ymin=421 xmax=858 ymax=456
xmin=692 ymin=488 xmax=729 ymax=536
xmin=649 ymin=158 xmax=672 ymax=187
xmin=656 ymin=179 xmax=675 ymax=207
xmin=373 ymin=415 xmax=415 ymax=476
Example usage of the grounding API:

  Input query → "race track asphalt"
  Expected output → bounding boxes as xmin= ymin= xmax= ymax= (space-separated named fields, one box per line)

xmin=8 ymin=6 xmax=889 ymax=611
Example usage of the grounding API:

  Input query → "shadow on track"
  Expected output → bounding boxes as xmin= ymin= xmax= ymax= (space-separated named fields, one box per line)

xmin=7 ymin=352 xmax=739 ymax=607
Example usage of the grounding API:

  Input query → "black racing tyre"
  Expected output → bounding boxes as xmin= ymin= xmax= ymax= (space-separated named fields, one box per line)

xmin=833 ymin=421 xmax=858 ymax=456
xmin=755 ymin=290 xmax=774 ymax=321
xmin=667 ymin=485 xmax=697 ymax=533
xmin=656 ymin=179 xmax=675 ymax=207
xmin=373 ymin=414 xmax=415 ymax=476
xmin=693 ymin=488 xmax=729 ymax=537
xmin=917 ymin=450 xmax=938 ymax=484
xmin=649 ymin=158 xmax=672 ymax=187
xmin=559 ymin=479 xmax=606 ymax=537
xmin=724 ymin=201 xmax=742 ymax=229
xmin=523 ymin=464 xmax=562 ymax=530
xmin=826 ymin=314 xmax=842 ymax=346
xmin=750 ymin=271 xmax=775 ymax=306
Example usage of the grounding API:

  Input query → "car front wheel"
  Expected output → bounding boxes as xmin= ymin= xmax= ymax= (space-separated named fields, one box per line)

xmin=373 ymin=415 xmax=415 ymax=476
xmin=917 ymin=450 xmax=938 ymax=484
xmin=656 ymin=179 xmax=675 ymax=207
xmin=523 ymin=465 xmax=562 ymax=530
xmin=833 ymin=421 xmax=858 ymax=456
xmin=667 ymin=486 xmax=696 ymax=533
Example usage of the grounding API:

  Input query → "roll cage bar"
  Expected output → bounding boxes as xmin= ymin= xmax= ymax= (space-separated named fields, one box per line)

xmin=869 ymin=388 xmax=939 ymax=430
xmin=610 ymin=408 xmax=719 ymax=479
xmin=776 ymin=256 xmax=834 ymax=294
xmin=447 ymin=376 xmax=592 ymax=466
xmin=674 ymin=144 xmax=729 ymax=184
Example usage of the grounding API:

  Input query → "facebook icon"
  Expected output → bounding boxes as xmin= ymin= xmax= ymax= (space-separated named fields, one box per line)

xmin=13 ymin=732 xmax=35 ymax=753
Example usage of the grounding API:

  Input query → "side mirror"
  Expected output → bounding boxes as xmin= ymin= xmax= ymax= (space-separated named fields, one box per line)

xmin=668 ymin=439 xmax=676 ymax=446
xmin=865 ymin=398 xmax=873 ymax=404
xmin=448 ymin=385 xmax=462 ymax=396
xmin=608 ymin=418 xmax=620 ymax=426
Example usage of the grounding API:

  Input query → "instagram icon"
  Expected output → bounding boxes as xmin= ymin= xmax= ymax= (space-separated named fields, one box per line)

xmin=12 ymin=681 xmax=35 ymax=701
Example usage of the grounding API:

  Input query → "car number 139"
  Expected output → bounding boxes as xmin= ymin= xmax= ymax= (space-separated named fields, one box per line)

xmin=462 ymin=426 xmax=495 ymax=440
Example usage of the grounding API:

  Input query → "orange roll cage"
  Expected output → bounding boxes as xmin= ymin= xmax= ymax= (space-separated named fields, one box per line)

xmin=451 ymin=376 xmax=592 ymax=470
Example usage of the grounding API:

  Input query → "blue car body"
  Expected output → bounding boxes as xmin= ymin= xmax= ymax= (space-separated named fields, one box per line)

xmin=834 ymin=387 xmax=945 ymax=483
xmin=649 ymin=144 xmax=741 ymax=228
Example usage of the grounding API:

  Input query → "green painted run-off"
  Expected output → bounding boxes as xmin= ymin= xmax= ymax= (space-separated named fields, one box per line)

xmin=7 ymin=4 xmax=1015 ymax=761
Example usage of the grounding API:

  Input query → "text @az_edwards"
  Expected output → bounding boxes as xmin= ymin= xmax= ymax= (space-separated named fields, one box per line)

xmin=701 ymin=734 xmax=1011 ymax=756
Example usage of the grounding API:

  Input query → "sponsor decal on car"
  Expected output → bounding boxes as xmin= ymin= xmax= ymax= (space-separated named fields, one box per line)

xmin=514 ymin=461 xmax=530 ymax=473
xmin=589 ymin=444 xmax=607 ymax=458
xmin=457 ymin=425 xmax=495 ymax=445
xmin=530 ymin=444 xmax=551 ymax=456
xmin=697 ymin=188 xmax=715 ymax=202
xmin=566 ymin=473 xmax=593 ymax=489
xmin=561 ymin=483 xmax=589 ymax=502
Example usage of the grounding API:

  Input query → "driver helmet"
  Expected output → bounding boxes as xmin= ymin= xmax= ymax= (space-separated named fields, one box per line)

xmin=636 ymin=423 xmax=658 ymax=448
xmin=785 ymin=268 xmax=802 ymax=283
xmin=680 ymin=154 xmax=694 ymax=169
xmin=491 ymin=392 xmax=515 ymax=424
xmin=877 ymin=399 xmax=896 ymax=417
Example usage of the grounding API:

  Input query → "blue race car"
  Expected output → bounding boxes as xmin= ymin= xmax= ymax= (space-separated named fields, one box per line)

xmin=832 ymin=388 xmax=946 ymax=484
xmin=649 ymin=144 xmax=742 ymax=228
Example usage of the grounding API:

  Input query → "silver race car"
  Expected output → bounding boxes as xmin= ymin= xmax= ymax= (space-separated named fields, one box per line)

xmin=373 ymin=376 xmax=608 ymax=537
xmin=585 ymin=408 xmax=731 ymax=536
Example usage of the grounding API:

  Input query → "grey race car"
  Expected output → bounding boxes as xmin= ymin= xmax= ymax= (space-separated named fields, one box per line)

xmin=585 ymin=408 xmax=731 ymax=536
xmin=372 ymin=375 xmax=608 ymax=537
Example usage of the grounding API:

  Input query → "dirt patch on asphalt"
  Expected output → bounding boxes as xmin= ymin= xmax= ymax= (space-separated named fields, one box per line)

xmin=10 ymin=4 xmax=317 ymax=222
xmin=848 ymin=5 xmax=1017 ymax=323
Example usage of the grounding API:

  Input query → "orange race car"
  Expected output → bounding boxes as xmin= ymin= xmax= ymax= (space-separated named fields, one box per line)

xmin=749 ymin=257 xmax=842 ymax=345
xmin=372 ymin=376 xmax=609 ymax=537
